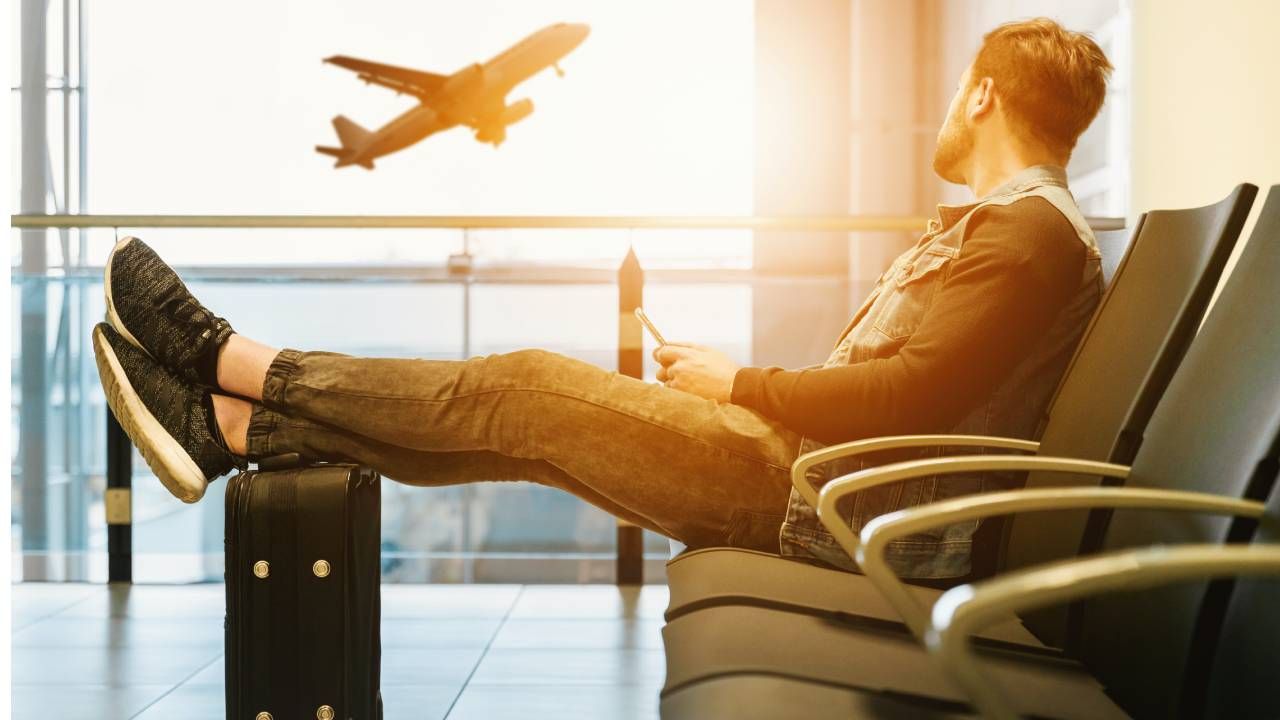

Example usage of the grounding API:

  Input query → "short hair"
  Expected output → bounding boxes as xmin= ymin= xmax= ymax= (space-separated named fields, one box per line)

xmin=971 ymin=18 xmax=1113 ymax=156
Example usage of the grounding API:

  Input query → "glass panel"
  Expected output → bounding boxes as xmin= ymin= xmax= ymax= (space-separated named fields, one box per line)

xmin=11 ymin=240 xmax=108 ymax=582
xmin=15 ymin=0 xmax=758 ymax=582
xmin=12 ymin=229 xmax=755 ymax=583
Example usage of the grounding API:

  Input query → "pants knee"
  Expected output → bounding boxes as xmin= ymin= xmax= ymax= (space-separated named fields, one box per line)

xmin=490 ymin=348 xmax=572 ymax=385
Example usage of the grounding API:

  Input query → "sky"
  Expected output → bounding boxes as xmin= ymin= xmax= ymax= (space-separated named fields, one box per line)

xmin=76 ymin=0 xmax=755 ymax=266
xmin=86 ymin=1 xmax=753 ymax=212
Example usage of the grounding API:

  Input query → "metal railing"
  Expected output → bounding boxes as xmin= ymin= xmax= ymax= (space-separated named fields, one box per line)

xmin=11 ymin=212 xmax=1124 ymax=585
xmin=10 ymin=213 xmax=939 ymax=231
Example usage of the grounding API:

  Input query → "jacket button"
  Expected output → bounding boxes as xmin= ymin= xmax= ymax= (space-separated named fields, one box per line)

xmin=253 ymin=560 xmax=269 ymax=579
xmin=256 ymin=712 xmax=273 ymax=720
xmin=317 ymin=705 xmax=335 ymax=720
xmin=312 ymin=560 xmax=331 ymax=578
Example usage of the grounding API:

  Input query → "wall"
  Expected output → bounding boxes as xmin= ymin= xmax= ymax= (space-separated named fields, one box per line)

xmin=1130 ymin=0 xmax=1280 ymax=256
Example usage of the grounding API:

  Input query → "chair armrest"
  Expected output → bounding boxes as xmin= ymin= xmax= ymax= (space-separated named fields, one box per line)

xmin=927 ymin=544 xmax=1280 ymax=720
xmin=813 ymin=454 xmax=1129 ymax=583
xmin=852 ymin=484 xmax=1263 ymax=639
xmin=789 ymin=435 xmax=1041 ymax=508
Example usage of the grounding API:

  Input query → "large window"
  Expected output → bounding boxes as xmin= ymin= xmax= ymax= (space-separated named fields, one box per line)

xmin=13 ymin=1 xmax=755 ymax=582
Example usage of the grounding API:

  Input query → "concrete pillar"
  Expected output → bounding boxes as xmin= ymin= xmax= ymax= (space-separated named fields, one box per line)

xmin=752 ymin=0 xmax=852 ymax=369
xmin=848 ymin=0 xmax=939 ymax=311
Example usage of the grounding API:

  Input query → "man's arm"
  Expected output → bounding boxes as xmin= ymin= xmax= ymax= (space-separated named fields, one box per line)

xmin=730 ymin=197 xmax=1088 ymax=444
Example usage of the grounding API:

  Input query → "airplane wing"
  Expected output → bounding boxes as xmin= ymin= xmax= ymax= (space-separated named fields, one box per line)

xmin=324 ymin=55 xmax=448 ymax=98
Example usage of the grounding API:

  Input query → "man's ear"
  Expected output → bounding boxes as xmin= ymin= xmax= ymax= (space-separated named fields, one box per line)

xmin=968 ymin=76 xmax=996 ymax=121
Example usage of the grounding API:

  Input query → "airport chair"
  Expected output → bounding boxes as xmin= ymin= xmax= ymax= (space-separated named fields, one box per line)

xmin=1202 ymin=501 xmax=1280 ymax=718
xmin=658 ymin=186 xmax=1280 ymax=719
xmin=663 ymin=186 xmax=1257 ymax=650
xmin=930 ymin=463 xmax=1280 ymax=719
xmin=930 ymin=541 xmax=1280 ymax=720
xmin=1093 ymin=224 xmax=1131 ymax=288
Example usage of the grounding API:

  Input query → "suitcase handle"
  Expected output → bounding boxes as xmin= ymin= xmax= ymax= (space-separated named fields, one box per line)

xmin=257 ymin=453 xmax=316 ymax=471
xmin=255 ymin=455 xmax=377 ymax=487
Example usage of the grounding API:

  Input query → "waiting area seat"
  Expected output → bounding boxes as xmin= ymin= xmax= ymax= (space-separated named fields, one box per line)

xmin=658 ymin=185 xmax=1280 ymax=718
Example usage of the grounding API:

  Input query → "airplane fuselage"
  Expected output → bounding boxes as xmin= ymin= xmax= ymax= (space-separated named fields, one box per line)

xmin=325 ymin=23 xmax=589 ymax=168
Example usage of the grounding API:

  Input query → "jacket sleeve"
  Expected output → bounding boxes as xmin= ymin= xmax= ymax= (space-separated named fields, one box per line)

xmin=730 ymin=197 xmax=1088 ymax=444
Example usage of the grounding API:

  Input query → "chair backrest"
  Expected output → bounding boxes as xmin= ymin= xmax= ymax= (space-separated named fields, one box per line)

xmin=1094 ymin=225 xmax=1134 ymax=288
xmin=1074 ymin=186 xmax=1280 ymax=718
xmin=1003 ymin=186 xmax=1256 ymax=611
xmin=1203 ymin=482 xmax=1280 ymax=719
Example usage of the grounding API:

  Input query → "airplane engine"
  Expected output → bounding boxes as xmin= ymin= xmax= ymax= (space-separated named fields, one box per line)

xmin=501 ymin=98 xmax=534 ymax=126
xmin=474 ymin=99 xmax=535 ymax=146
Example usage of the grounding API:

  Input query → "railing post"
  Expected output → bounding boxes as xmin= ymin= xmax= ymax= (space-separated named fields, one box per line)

xmin=105 ymin=408 xmax=133 ymax=583
xmin=616 ymin=245 xmax=645 ymax=585
xmin=20 ymin=0 xmax=50 ymax=581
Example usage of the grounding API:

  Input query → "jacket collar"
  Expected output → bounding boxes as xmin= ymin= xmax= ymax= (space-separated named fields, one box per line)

xmin=932 ymin=164 xmax=1070 ymax=231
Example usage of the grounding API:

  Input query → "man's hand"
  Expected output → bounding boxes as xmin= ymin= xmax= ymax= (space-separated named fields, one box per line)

xmin=653 ymin=342 xmax=740 ymax=402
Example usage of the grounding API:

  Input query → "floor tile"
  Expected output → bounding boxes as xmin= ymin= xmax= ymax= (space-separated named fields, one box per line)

xmin=10 ymin=582 xmax=673 ymax=719
xmin=168 ymin=623 xmax=501 ymax=683
xmin=131 ymin=684 xmax=225 ymax=720
xmin=507 ymin=585 xmax=669 ymax=620
xmin=381 ymin=684 xmax=464 ymax=720
xmin=186 ymin=648 xmax=487 ymax=689
xmin=381 ymin=618 xmax=503 ymax=648
xmin=12 ymin=646 xmax=220 ymax=686
xmin=184 ymin=655 xmax=225 ymax=686
xmin=382 ymin=648 xmax=488 ymax=686
xmin=11 ymin=684 xmax=172 ymax=720
xmin=382 ymin=584 xmax=523 ymax=619
xmin=13 ymin=616 xmax=222 ymax=648
xmin=447 ymin=683 xmax=661 ymax=720
xmin=133 ymin=682 xmax=464 ymax=720
xmin=490 ymin=619 xmax=664 ymax=649
xmin=468 ymin=648 xmax=666 ymax=686
xmin=57 ymin=584 xmax=226 ymax=619
xmin=11 ymin=582 xmax=99 ymax=628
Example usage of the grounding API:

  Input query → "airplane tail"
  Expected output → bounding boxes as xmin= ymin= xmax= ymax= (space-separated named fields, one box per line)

xmin=316 ymin=115 xmax=375 ymax=169
xmin=331 ymin=115 xmax=372 ymax=148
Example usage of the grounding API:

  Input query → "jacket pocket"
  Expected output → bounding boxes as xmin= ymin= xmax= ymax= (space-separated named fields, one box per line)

xmin=872 ymin=248 xmax=955 ymax=341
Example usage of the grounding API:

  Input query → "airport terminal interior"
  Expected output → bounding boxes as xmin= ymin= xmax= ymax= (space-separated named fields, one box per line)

xmin=8 ymin=1 xmax=1280 ymax=718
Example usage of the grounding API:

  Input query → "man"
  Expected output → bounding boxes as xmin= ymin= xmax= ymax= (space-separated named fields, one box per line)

xmin=93 ymin=18 xmax=1112 ymax=580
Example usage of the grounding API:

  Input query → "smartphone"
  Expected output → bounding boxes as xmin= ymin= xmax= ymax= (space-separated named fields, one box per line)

xmin=634 ymin=307 xmax=667 ymax=346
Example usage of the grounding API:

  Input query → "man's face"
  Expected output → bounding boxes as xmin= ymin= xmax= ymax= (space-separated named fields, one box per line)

xmin=932 ymin=67 xmax=976 ymax=185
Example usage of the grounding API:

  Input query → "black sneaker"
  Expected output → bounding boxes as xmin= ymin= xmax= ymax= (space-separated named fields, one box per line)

xmin=92 ymin=323 xmax=245 ymax=502
xmin=104 ymin=236 xmax=234 ymax=386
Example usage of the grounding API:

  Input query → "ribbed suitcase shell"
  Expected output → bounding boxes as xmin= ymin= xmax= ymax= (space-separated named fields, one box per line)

xmin=225 ymin=461 xmax=382 ymax=720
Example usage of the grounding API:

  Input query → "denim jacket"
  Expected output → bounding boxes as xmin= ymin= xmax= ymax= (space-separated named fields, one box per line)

xmin=779 ymin=165 xmax=1103 ymax=579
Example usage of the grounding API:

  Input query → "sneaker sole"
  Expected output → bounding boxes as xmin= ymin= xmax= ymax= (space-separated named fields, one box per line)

xmin=104 ymin=236 xmax=152 ymax=358
xmin=92 ymin=325 xmax=207 ymax=503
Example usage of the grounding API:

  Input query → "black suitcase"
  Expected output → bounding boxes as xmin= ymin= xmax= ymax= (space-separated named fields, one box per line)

xmin=225 ymin=454 xmax=383 ymax=720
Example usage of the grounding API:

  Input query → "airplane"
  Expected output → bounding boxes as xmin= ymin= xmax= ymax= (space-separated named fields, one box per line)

xmin=316 ymin=22 xmax=590 ymax=169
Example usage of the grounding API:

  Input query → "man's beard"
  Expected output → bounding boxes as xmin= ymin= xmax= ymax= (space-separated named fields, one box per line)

xmin=931 ymin=113 xmax=973 ymax=185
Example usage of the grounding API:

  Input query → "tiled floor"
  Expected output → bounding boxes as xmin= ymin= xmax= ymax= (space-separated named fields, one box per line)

xmin=12 ymin=582 xmax=668 ymax=719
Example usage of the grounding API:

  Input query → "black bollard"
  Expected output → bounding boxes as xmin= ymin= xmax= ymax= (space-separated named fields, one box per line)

xmin=615 ymin=245 xmax=645 ymax=585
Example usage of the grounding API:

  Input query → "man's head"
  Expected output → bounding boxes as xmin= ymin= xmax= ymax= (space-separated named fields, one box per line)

xmin=933 ymin=18 xmax=1113 ymax=186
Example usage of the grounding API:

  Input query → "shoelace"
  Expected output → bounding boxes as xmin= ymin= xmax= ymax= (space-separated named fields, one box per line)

xmin=159 ymin=296 xmax=222 ymax=364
